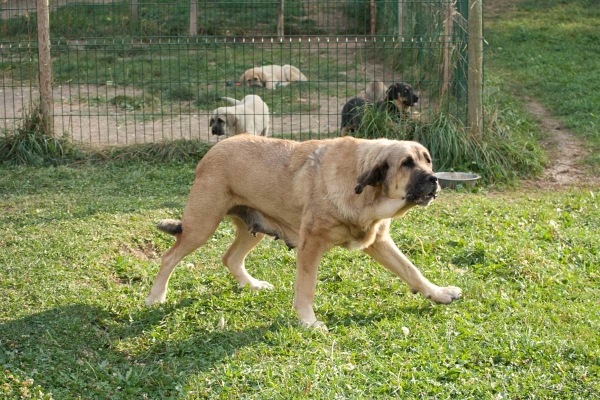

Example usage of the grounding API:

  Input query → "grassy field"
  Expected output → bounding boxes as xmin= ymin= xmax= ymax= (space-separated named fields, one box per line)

xmin=486 ymin=0 xmax=600 ymax=169
xmin=1 ymin=164 xmax=599 ymax=398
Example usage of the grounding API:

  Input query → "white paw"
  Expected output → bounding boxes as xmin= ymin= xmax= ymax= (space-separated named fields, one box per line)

xmin=145 ymin=292 xmax=166 ymax=306
xmin=240 ymin=279 xmax=274 ymax=291
xmin=427 ymin=286 xmax=462 ymax=304
xmin=300 ymin=319 xmax=329 ymax=332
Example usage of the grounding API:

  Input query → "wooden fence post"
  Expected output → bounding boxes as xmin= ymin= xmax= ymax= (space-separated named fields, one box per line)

xmin=36 ymin=0 xmax=53 ymax=135
xmin=468 ymin=0 xmax=483 ymax=137
xmin=370 ymin=0 xmax=377 ymax=36
xmin=398 ymin=0 xmax=404 ymax=38
xmin=277 ymin=0 xmax=285 ymax=40
xmin=190 ymin=1 xmax=198 ymax=36
xmin=441 ymin=1 xmax=454 ymax=97
xmin=131 ymin=0 xmax=139 ymax=21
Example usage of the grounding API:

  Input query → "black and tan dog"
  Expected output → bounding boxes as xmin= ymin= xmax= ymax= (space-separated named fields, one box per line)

xmin=340 ymin=83 xmax=419 ymax=136
xmin=145 ymin=134 xmax=461 ymax=330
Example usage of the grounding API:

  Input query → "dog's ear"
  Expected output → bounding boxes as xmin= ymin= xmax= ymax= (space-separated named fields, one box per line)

xmin=226 ymin=114 xmax=237 ymax=128
xmin=386 ymin=83 xmax=408 ymax=101
xmin=355 ymin=160 xmax=389 ymax=194
xmin=209 ymin=117 xmax=215 ymax=127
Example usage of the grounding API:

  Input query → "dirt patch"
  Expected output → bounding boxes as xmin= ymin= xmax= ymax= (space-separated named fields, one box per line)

xmin=0 ymin=83 xmax=346 ymax=144
xmin=523 ymin=98 xmax=599 ymax=188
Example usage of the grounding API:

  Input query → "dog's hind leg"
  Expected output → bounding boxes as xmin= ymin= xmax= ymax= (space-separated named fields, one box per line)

xmin=146 ymin=193 xmax=228 ymax=305
xmin=222 ymin=216 xmax=274 ymax=290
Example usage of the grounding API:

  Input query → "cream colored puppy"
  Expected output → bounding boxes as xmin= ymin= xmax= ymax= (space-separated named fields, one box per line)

xmin=240 ymin=64 xmax=308 ymax=89
xmin=209 ymin=95 xmax=270 ymax=137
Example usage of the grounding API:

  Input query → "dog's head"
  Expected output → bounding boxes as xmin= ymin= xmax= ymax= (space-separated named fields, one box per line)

xmin=354 ymin=140 xmax=439 ymax=208
xmin=209 ymin=109 xmax=238 ymax=136
xmin=240 ymin=68 xmax=267 ymax=88
xmin=387 ymin=83 xmax=419 ymax=111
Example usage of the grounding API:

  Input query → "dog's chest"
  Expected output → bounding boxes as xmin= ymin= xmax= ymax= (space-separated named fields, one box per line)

xmin=343 ymin=221 xmax=386 ymax=250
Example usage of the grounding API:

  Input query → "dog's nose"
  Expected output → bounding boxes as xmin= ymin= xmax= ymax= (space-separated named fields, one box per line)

xmin=428 ymin=174 xmax=438 ymax=184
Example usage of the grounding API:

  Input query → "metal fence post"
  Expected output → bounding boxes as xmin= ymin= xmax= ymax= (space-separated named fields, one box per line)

xmin=36 ymin=0 xmax=53 ymax=135
xmin=468 ymin=0 xmax=483 ymax=137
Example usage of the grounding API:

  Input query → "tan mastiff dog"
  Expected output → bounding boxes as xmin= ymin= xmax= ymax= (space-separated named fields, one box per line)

xmin=146 ymin=135 xmax=462 ymax=330
xmin=240 ymin=64 xmax=308 ymax=89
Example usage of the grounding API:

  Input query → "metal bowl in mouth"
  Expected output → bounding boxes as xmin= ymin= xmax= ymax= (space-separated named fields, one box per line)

xmin=435 ymin=172 xmax=481 ymax=189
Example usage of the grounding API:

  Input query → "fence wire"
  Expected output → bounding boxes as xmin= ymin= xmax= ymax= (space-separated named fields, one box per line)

xmin=1 ymin=0 xmax=469 ymax=145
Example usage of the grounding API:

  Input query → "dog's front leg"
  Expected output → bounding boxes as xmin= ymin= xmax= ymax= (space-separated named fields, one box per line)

xmin=293 ymin=237 xmax=331 ymax=331
xmin=364 ymin=236 xmax=462 ymax=304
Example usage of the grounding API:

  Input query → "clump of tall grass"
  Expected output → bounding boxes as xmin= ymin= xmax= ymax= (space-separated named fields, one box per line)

xmin=0 ymin=107 xmax=212 ymax=166
xmin=0 ymin=108 xmax=83 ymax=166
xmin=351 ymin=97 xmax=545 ymax=184
xmin=86 ymin=139 xmax=212 ymax=164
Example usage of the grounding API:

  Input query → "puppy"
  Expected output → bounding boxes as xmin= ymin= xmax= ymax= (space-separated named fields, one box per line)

xmin=209 ymin=95 xmax=270 ymax=137
xmin=240 ymin=65 xmax=308 ymax=89
xmin=146 ymin=135 xmax=462 ymax=330
xmin=365 ymin=81 xmax=387 ymax=102
xmin=340 ymin=83 xmax=419 ymax=136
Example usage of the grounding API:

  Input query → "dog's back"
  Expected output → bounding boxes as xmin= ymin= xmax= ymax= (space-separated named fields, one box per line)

xmin=340 ymin=98 xmax=367 ymax=135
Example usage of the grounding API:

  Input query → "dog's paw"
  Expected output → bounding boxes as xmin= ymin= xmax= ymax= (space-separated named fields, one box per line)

xmin=300 ymin=319 xmax=329 ymax=332
xmin=241 ymin=279 xmax=274 ymax=291
xmin=427 ymin=286 xmax=462 ymax=304
xmin=145 ymin=292 xmax=166 ymax=306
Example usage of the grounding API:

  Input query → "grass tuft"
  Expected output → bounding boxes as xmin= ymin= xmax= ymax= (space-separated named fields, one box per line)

xmin=351 ymin=76 xmax=546 ymax=184
xmin=0 ymin=108 xmax=83 ymax=166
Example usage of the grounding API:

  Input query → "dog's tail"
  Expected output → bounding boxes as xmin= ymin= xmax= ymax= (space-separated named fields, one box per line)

xmin=157 ymin=219 xmax=183 ymax=235
xmin=221 ymin=97 xmax=241 ymax=105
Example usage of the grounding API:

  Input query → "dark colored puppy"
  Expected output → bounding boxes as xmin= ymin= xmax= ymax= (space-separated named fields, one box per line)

xmin=340 ymin=83 xmax=419 ymax=136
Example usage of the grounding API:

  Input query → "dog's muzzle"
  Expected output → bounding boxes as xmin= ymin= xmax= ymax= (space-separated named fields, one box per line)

xmin=405 ymin=174 xmax=440 ymax=206
xmin=404 ymin=94 xmax=419 ymax=107
xmin=211 ymin=126 xmax=225 ymax=136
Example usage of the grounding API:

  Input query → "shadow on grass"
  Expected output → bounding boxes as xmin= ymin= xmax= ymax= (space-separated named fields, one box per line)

xmin=0 ymin=300 xmax=281 ymax=397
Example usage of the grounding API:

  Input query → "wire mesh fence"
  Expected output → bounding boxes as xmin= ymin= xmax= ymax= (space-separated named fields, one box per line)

xmin=1 ymin=0 xmax=471 ymax=145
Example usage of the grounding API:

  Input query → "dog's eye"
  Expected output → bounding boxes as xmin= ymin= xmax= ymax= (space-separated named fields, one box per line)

xmin=218 ymin=118 xmax=224 ymax=123
xmin=425 ymin=155 xmax=431 ymax=164
xmin=401 ymin=157 xmax=414 ymax=168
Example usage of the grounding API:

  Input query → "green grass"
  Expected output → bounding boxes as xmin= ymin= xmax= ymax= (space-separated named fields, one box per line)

xmin=0 ymin=0 xmax=311 ymax=40
xmin=486 ymin=0 xmax=600 ymax=169
xmin=1 ymin=163 xmax=599 ymax=398
xmin=1 ymin=43 xmax=353 ymax=116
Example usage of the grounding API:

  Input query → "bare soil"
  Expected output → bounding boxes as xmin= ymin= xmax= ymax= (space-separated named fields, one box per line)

xmin=0 ymin=83 xmax=346 ymax=145
xmin=522 ymin=99 xmax=599 ymax=188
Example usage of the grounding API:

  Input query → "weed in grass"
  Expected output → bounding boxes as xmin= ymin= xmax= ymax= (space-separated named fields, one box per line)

xmin=165 ymin=85 xmax=196 ymax=102
xmin=0 ymin=108 xmax=83 ymax=166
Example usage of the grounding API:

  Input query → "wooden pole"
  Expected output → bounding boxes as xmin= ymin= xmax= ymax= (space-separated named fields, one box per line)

xmin=370 ymin=0 xmax=377 ymax=36
xmin=467 ymin=0 xmax=483 ymax=137
xmin=441 ymin=1 xmax=454 ymax=97
xmin=398 ymin=0 xmax=403 ymax=39
xmin=190 ymin=1 xmax=198 ymax=36
xmin=277 ymin=0 xmax=284 ymax=40
xmin=131 ymin=0 xmax=139 ymax=22
xmin=36 ymin=0 xmax=53 ymax=135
